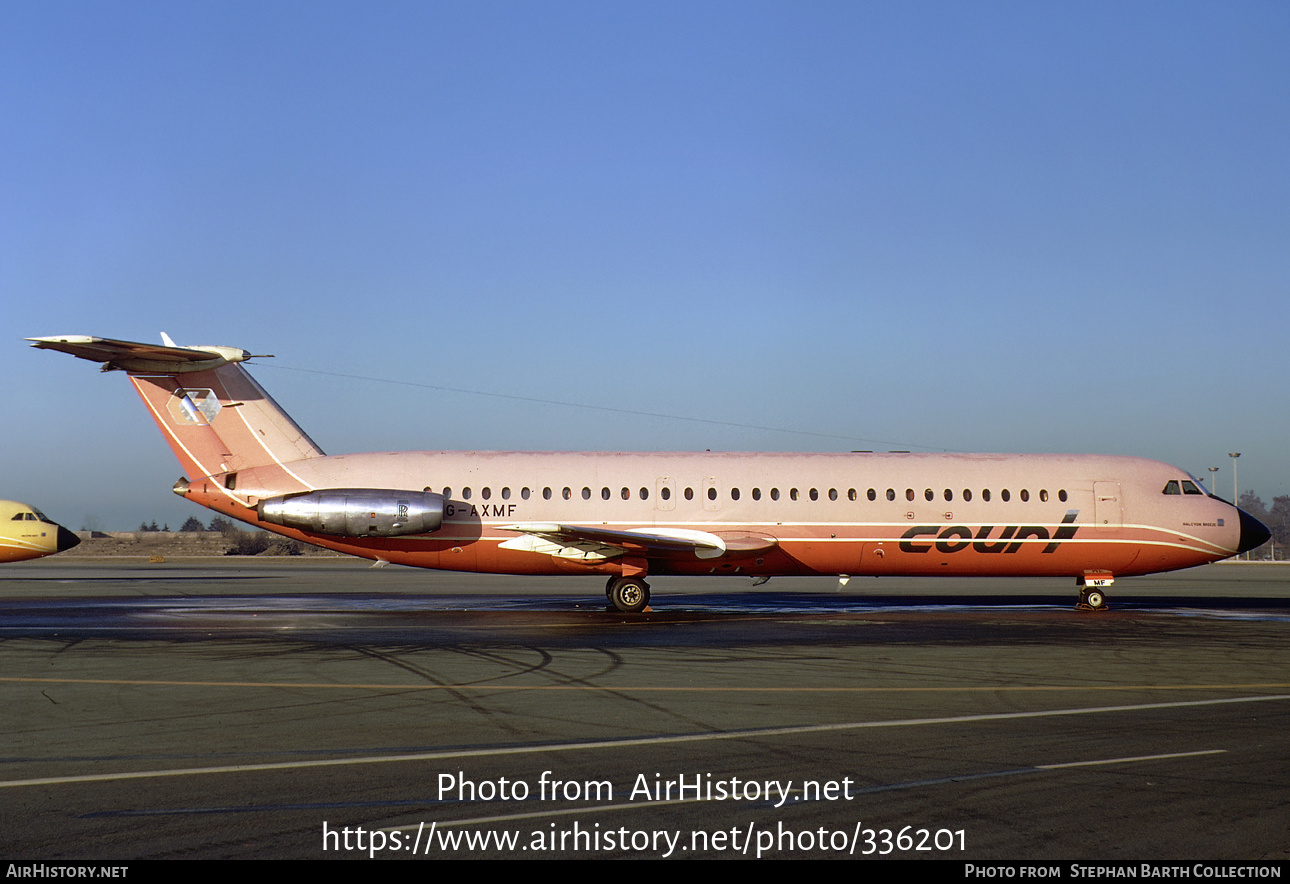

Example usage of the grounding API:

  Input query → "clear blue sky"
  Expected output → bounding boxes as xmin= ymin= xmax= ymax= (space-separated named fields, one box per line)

xmin=3 ymin=1 xmax=1287 ymax=530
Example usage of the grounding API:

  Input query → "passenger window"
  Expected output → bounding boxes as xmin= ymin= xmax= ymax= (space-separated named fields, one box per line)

xmin=1039 ymin=489 xmax=1047 ymax=502
xmin=809 ymin=488 xmax=819 ymax=501
xmin=730 ymin=488 xmax=740 ymax=501
xmin=601 ymin=487 xmax=611 ymax=500
xmin=482 ymin=487 xmax=491 ymax=500
xmin=707 ymin=487 xmax=717 ymax=501
xmin=828 ymin=488 xmax=837 ymax=501
xmin=886 ymin=488 xmax=895 ymax=501
xmin=501 ymin=487 xmax=511 ymax=500
xmin=791 ymin=488 xmax=800 ymax=501
xmin=621 ymin=487 xmax=630 ymax=500
xmin=543 ymin=487 xmax=552 ymax=500
xmin=640 ymin=487 xmax=649 ymax=500
xmin=442 ymin=487 xmax=452 ymax=499
xmin=848 ymin=489 xmax=856 ymax=501
xmin=982 ymin=489 xmax=991 ymax=502
xmin=582 ymin=487 xmax=591 ymax=500
xmin=1058 ymin=489 xmax=1067 ymax=502
xmin=1162 ymin=481 xmax=1181 ymax=495
xmin=1020 ymin=489 xmax=1029 ymax=502
xmin=463 ymin=487 xmax=472 ymax=500
xmin=752 ymin=488 xmax=761 ymax=501
xmin=562 ymin=487 xmax=571 ymax=500
xmin=771 ymin=488 xmax=780 ymax=501
xmin=661 ymin=487 xmax=671 ymax=500
xmin=1001 ymin=489 xmax=1010 ymax=502
xmin=963 ymin=489 xmax=972 ymax=502
xmin=906 ymin=489 xmax=914 ymax=501
xmin=867 ymin=488 xmax=876 ymax=501
xmin=684 ymin=487 xmax=694 ymax=500
xmin=943 ymin=489 xmax=952 ymax=502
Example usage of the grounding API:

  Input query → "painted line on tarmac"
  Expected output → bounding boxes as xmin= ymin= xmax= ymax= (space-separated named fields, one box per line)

xmin=77 ymin=749 xmax=1229 ymax=820
xmin=1 ymin=694 xmax=1285 ymax=790
xmin=4 ymin=675 xmax=1290 ymax=692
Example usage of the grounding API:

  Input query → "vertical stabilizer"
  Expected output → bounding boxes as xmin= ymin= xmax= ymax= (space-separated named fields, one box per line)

xmin=28 ymin=335 xmax=323 ymax=482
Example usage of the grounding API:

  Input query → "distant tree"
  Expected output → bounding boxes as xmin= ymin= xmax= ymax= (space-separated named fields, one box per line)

xmin=1237 ymin=492 xmax=1274 ymax=557
xmin=138 ymin=522 xmax=149 ymax=532
xmin=180 ymin=516 xmax=205 ymax=532
xmin=1269 ymin=495 xmax=1290 ymax=558
xmin=149 ymin=520 xmax=160 ymax=532
xmin=1239 ymin=491 xmax=1269 ymax=523
xmin=208 ymin=516 xmax=233 ymax=534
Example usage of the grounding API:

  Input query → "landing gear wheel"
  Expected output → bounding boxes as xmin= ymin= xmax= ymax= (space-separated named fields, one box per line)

xmin=608 ymin=577 xmax=650 ymax=613
xmin=605 ymin=576 xmax=617 ymax=599
xmin=1079 ymin=587 xmax=1107 ymax=610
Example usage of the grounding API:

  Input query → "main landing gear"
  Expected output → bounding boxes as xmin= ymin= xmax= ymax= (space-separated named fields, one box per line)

xmin=1077 ymin=575 xmax=1112 ymax=611
xmin=605 ymin=575 xmax=651 ymax=613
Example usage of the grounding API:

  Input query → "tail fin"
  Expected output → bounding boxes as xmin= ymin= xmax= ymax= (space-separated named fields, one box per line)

xmin=28 ymin=335 xmax=322 ymax=481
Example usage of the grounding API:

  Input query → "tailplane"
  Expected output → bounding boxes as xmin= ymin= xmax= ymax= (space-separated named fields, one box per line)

xmin=28 ymin=335 xmax=323 ymax=481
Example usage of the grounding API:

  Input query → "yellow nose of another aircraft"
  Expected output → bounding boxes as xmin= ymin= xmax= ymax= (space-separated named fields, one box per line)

xmin=0 ymin=500 xmax=80 ymax=563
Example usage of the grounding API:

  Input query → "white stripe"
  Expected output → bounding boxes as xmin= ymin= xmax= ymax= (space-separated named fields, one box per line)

xmin=2 ymin=693 xmax=1282 ymax=790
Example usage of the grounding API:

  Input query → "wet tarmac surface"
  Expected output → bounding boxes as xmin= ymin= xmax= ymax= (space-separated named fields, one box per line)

xmin=2 ymin=560 xmax=1287 ymax=860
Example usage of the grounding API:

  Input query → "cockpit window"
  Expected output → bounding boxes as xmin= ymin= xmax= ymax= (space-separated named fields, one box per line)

xmin=1162 ymin=481 xmax=1181 ymax=495
xmin=1181 ymin=480 xmax=1203 ymax=495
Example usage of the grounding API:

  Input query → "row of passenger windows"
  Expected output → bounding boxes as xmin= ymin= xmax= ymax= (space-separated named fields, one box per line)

xmin=432 ymin=485 xmax=1070 ymax=504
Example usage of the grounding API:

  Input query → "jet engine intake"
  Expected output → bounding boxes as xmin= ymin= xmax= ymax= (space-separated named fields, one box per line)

xmin=258 ymin=489 xmax=444 ymax=537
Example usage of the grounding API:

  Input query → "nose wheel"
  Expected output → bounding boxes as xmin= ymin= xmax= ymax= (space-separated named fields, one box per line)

xmin=1077 ymin=575 xmax=1112 ymax=610
xmin=606 ymin=576 xmax=651 ymax=613
xmin=1079 ymin=587 xmax=1106 ymax=609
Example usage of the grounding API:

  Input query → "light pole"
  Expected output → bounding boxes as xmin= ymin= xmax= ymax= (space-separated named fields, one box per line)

xmin=1229 ymin=452 xmax=1242 ymax=559
xmin=1208 ymin=466 xmax=1218 ymax=495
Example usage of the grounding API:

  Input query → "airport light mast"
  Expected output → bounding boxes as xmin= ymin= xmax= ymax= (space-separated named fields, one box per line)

xmin=1229 ymin=452 xmax=1242 ymax=559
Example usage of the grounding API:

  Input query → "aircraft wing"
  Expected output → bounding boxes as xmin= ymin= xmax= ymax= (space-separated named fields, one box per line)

xmin=500 ymin=523 xmax=776 ymax=562
xmin=28 ymin=335 xmax=254 ymax=372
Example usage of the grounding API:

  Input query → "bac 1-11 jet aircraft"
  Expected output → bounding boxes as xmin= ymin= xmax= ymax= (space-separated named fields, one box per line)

xmin=29 ymin=335 xmax=1270 ymax=612
xmin=0 ymin=500 xmax=79 ymax=563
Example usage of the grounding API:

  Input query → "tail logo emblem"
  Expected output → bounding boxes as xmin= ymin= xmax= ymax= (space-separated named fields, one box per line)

xmin=167 ymin=388 xmax=221 ymax=425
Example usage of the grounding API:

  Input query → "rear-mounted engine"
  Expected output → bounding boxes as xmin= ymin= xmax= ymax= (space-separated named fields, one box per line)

xmin=258 ymin=489 xmax=444 ymax=537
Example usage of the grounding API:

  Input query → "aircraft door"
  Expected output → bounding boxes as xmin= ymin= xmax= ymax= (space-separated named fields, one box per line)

xmin=655 ymin=477 xmax=675 ymax=513
xmin=1094 ymin=482 xmax=1122 ymax=527
xmin=702 ymin=477 xmax=720 ymax=512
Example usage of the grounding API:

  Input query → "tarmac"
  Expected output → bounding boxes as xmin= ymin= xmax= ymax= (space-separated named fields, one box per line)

xmin=1 ymin=558 xmax=1287 ymax=860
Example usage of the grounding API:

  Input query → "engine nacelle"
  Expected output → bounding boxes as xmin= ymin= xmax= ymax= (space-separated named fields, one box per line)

xmin=258 ymin=489 xmax=444 ymax=537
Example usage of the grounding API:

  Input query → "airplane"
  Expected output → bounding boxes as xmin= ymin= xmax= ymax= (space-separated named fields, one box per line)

xmin=0 ymin=500 xmax=80 ymax=563
xmin=28 ymin=334 xmax=1271 ymax=612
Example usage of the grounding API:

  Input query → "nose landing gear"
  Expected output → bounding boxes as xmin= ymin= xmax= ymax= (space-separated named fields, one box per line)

xmin=1077 ymin=574 xmax=1112 ymax=610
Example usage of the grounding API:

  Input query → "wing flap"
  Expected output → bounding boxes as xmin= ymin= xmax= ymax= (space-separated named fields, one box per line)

xmin=500 ymin=523 xmax=778 ymax=561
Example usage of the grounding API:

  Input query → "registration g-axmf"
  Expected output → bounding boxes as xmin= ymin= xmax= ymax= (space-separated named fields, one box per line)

xmin=29 ymin=335 xmax=1270 ymax=612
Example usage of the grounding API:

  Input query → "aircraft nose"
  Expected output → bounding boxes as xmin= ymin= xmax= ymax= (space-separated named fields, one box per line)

xmin=1236 ymin=507 xmax=1271 ymax=554
xmin=56 ymin=525 xmax=80 ymax=552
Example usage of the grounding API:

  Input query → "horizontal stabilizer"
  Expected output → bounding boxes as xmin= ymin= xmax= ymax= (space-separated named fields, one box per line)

xmin=28 ymin=335 xmax=257 ymax=373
